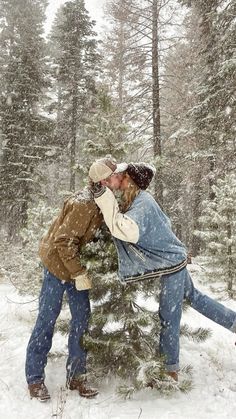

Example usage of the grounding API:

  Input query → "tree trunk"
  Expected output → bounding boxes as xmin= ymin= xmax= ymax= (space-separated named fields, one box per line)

xmin=118 ymin=21 xmax=124 ymax=114
xmin=191 ymin=172 xmax=202 ymax=256
xmin=152 ymin=0 xmax=163 ymax=205
xmin=226 ymin=213 xmax=233 ymax=297
xmin=70 ymin=87 xmax=78 ymax=192
xmin=208 ymin=154 xmax=216 ymax=200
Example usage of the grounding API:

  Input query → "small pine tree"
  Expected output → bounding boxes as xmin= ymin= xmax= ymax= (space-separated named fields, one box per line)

xmin=80 ymin=227 xmax=195 ymax=395
xmin=195 ymin=173 xmax=236 ymax=297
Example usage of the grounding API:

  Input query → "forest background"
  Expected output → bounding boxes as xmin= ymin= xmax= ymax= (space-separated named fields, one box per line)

xmin=0 ymin=0 xmax=235 ymax=408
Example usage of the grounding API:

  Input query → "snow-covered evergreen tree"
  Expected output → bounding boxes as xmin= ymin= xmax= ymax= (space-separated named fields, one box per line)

xmin=0 ymin=199 xmax=59 ymax=304
xmin=163 ymin=0 xmax=236 ymax=254
xmin=80 ymin=228 xmax=194 ymax=396
xmin=74 ymin=86 xmax=131 ymax=183
xmin=48 ymin=0 xmax=100 ymax=192
xmin=8 ymin=201 xmax=58 ymax=296
xmin=160 ymin=8 xmax=206 ymax=253
xmin=195 ymin=173 xmax=236 ymax=297
xmin=0 ymin=0 xmax=52 ymax=237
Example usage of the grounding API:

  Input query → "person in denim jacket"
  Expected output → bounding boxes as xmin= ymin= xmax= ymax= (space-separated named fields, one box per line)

xmin=89 ymin=160 xmax=236 ymax=381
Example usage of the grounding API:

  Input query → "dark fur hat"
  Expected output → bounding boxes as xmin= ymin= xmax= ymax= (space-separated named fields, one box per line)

xmin=127 ymin=163 xmax=155 ymax=190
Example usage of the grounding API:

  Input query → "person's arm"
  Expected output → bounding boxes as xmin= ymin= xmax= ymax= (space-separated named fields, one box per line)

xmin=54 ymin=200 xmax=95 ymax=277
xmin=94 ymin=187 xmax=139 ymax=243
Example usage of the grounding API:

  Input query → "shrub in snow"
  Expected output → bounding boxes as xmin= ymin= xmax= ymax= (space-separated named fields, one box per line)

xmin=80 ymin=226 xmax=201 ymax=396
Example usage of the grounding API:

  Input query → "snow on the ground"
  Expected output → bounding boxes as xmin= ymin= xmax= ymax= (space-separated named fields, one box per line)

xmin=0 ymin=264 xmax=236 ymax=419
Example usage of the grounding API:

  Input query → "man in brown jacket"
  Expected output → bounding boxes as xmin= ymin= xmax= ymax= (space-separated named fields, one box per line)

xmin=25 ymin=158 xmax=126 ymax=402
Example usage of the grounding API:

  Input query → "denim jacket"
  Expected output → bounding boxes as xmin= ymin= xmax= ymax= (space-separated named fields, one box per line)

xmin=95 ymin=189 xmax=187 ymax=283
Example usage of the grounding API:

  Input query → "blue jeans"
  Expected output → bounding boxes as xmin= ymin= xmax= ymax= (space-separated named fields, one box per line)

xmin=25 ymin=268 xmax=90 ymax=385
xmin=159 ymin=267 xmax=236 ymax=372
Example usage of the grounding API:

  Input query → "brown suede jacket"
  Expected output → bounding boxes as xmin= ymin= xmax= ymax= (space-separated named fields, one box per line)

xmin=39 ymin=189 xmax=103 ymax=281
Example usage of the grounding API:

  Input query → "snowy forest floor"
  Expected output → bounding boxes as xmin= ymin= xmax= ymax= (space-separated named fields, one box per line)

xmin=0 ymin=262 xmax=236 ymax=419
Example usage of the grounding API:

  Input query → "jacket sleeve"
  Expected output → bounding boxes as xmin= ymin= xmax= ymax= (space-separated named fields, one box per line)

xmin=54 ymin=200 xmax=96 ymax=277
xmin=94 ymin=188 xmax=139 ymax=243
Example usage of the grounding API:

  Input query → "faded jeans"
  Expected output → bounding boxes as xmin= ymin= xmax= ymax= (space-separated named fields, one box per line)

xmin=25 ymin=268 xmax=90 ymax=384
xmin=159 ymin=267 xmax=236 ymax=372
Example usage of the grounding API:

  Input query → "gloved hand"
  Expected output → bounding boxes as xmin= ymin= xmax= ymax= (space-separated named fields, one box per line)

xmin=74 ymin=272 xmax=92 ymax=291
xmin=89 ymin=181 xmax=106 ymax=198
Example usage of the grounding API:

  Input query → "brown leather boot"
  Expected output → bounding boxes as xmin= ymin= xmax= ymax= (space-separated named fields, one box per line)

xmin=67 ymin=378 xmax=99 ymax=398
xmin=166 ymin=371 xmax=178 ymax=381
xmin=28 ymin=382 xmax=51 ymax=402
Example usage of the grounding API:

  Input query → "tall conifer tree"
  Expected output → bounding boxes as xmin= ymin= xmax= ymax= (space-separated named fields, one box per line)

xmin=48 ymin=0 xmax=100 ymax=192
xmin=0 ymin=0 xmax=50 ymax=237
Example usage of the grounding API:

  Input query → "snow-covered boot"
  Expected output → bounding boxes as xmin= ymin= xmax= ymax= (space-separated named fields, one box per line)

xmin=28 ymin=382 xmax=51 ymax=402
xmin=146 ymin=371 xmax=178 ymax=388
xmin=67 ymin=377 xmax=99 ymax=398
xmin=166 ymin=371 xmax=178 ymax=381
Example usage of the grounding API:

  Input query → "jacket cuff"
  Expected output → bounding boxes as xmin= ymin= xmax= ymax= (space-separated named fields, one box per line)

xmin=70 ymin=266 xmax=86 ymax=279
xmin=93 ymin=185 xmax=106 ymax=199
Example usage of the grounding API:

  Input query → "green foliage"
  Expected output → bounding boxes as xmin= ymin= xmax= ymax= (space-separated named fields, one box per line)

xmin=0 ymin=0 xmax=221 ymax=396
xmin=83 ymin=88 xmax=129 ymax=157
xmin=187 ymin=0 xmax=235 ymax=176
xmin=117 ymin=361 xmax=193 ymax=398
xmin=15 ymin=201 xmax=58 ymax=296
xmin=161 ymin=1 xmax=236 ymax=253
xmin=79 ymin=226 xmax=197 ymax=395
xmin=48 ymin=0 xmax=100 ymax=149
xmin=181 ymin=324 xmax=212 ymax=342
xmin=0 ymin=0 xmax=52 ymax=235
xmin=195 ymin=173 xmax=236 ymax=296
xmin=73 ymin=86 xmax=131 ymax=185
xmin=81 ymin=228 xmax=156 ymax=385
xmin=47 ymin=0 xmax=101 ymax=191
